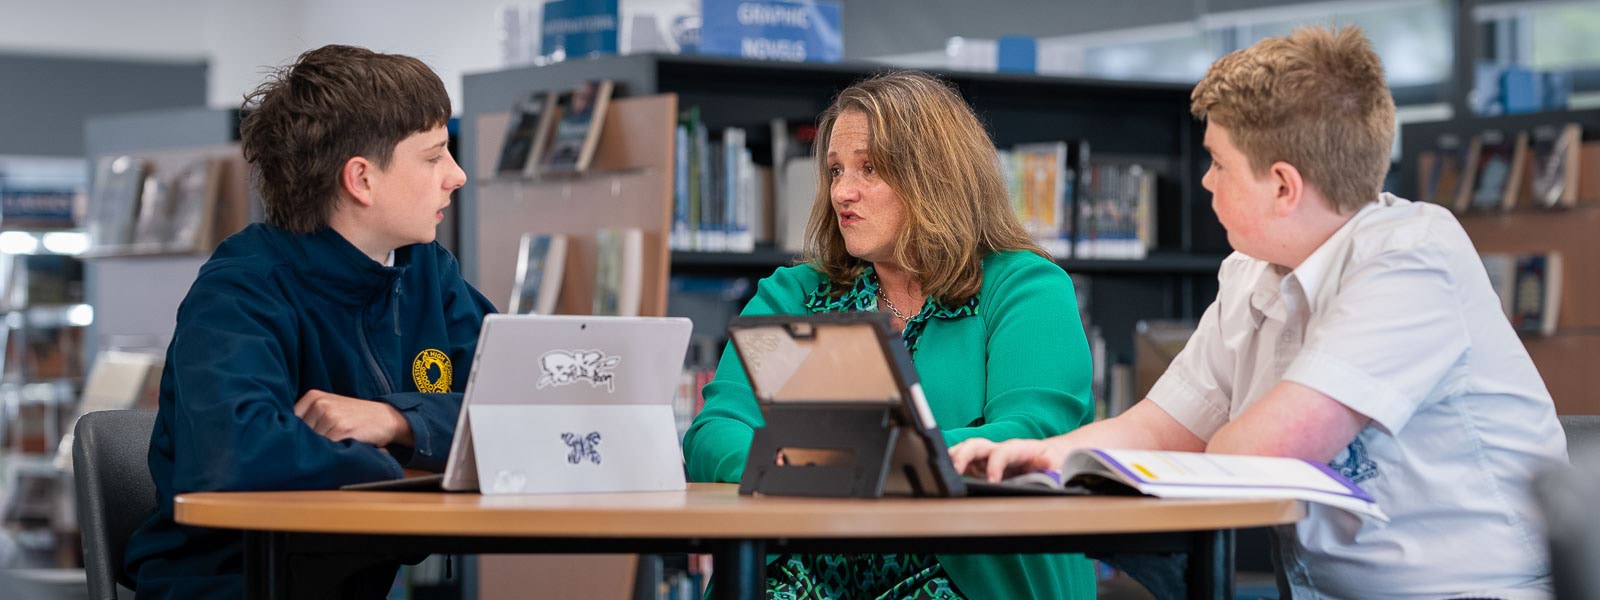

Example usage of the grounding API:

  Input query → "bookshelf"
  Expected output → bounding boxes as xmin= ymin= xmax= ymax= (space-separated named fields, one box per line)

xmin=670 ymin=247 xmax=1228 ymax=277
xmin=462 ymin=56 xmax=1233 ymax=599
xmin=472 ymin=95 xmax=677 ymax=318
xmin=1401 ymin=108 xmax=1600 ymax=414
xmin=461 ymin=53 xmax=1231 ymax=371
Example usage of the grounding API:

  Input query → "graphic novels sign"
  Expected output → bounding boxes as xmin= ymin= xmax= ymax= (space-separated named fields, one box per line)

xmin=699 ymin=0 xmax=842 ymax=63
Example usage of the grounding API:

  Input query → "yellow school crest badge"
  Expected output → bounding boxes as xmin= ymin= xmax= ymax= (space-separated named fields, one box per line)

xmin=412 ymin=349 xmax=452 ymax=393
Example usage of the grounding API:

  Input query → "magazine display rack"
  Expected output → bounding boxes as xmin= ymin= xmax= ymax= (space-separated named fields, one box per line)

xmin=82 ymin=144 xmax=248 ymax=259
xmin=472 ymin=94 xmax=677 ymax=317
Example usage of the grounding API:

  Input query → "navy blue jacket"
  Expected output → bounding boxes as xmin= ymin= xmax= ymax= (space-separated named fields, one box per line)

xmin=125 ymin=223 xmax=496 ymax=599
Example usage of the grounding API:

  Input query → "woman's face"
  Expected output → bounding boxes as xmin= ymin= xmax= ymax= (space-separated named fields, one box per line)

xmin=827 ymin=110 xmax=906 ymax=266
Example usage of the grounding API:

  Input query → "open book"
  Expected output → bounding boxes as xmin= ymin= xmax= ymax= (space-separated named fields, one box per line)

xmin=984 ymin=449 xmax=1386 ymax=520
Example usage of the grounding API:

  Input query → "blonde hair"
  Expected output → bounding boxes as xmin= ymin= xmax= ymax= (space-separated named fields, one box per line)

xmin=804 ymin=71 xmax=1044 ymax=304
xmin=1190 ymin=25 xmax=1395 ymax=213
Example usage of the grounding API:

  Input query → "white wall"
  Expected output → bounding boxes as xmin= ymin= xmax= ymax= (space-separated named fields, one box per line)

xmin=0 ymin=0 xmax=211 ymax=58
xmin=1 ymin=0 xmax=700 ymax=113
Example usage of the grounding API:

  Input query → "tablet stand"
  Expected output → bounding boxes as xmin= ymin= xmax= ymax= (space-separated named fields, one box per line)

xmin=738 ymin=405 xmax=963 ymax=498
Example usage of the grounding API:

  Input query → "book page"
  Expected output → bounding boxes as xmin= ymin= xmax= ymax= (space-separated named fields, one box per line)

xmin=1088 ymin=449 xmax=1363 ymax=498
xmin=1077 ymin=449 xmax=1388 ymax=520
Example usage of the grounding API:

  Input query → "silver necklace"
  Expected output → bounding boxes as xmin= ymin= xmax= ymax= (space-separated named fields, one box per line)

xmin=878 ymin=287 xmax=912 ymax=322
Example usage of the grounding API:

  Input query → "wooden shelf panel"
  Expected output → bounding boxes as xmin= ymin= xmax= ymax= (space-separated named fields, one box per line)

xmin=473 ymin=95 xmax=678 ymax=317
xmin=1458 ymin=205 xmax=1600 ymax=330
xmin=1524 ymin=332 xmax=1600 ymax=415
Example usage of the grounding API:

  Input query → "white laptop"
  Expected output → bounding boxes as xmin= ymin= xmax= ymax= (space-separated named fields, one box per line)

xmin=345 ymin=314 xmax=692 ymax=494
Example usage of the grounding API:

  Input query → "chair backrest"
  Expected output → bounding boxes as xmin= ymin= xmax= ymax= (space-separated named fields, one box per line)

xmin=1538 ymin=462 xmax=1600 ymax=599
xmin=72 ymin=409 xmax=158 ymax=599
xmin=1560 ymin=414 xmax=1600 ymax=467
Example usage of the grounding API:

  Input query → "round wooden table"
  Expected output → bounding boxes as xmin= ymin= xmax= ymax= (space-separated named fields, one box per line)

xmin=177 ymin=482 xmax=1305 ymax=600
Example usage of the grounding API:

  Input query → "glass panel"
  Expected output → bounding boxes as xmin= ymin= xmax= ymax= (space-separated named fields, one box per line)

xmin=1237 ymin=1 xmax=1453 ymax=87
xmin=1528 ymin=3 xmax=1600 ymax=71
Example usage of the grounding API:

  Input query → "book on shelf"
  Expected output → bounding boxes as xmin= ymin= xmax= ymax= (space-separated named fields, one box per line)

xmin=131 ymin=157 xmax=222 ymax=254
xmin=508 ymin=233 xmax=568 ymax=315
xmin=541 ymin=79 xmax=615 ymax=175
xmin=1482 ymin=251 xmax=1562 ymax=336
xmin=1074 ymin=162 xmax=1156 ymax=259
xmin=165 ymin=157 xmax=224 ymax=253
xmin=1511 ymin=252 xmax=1562 ymax=337
xmin=991 ymin=449 xmax=1386 ymax=520
xmin=1012 ymin=142 xmax=1072 ymax=257
xmin=672 ymin=113 xmax=692 ymax=250
xmin=87 ymin=155 xmax=149 ymax=250
xmin=592 ymin=227 xmax=643 ymax=317
xmin=129 ymin=174 xmax=170 ymax=253
xmin=11 ymin=323 xmax=86 ymax=380
xmin=1457 ymin=129 xmax=1528 ymax=213
xmin=776 ymin=158 xmax=816 ymax=254
xmin=770 ymin=118 xmax=819 ymax=253
xmin=495 ymin=91 xmax=558 ymax=178
xmin=1479 ymin=253 xmax=1518 ymax=318
xmin=1528 ymin=123 xmax=1581 ymax=209
xmin=670 ymin=110 xmax=771 ymax=253
xmin=6 ymin=254 xmax=84 ymax=308
xmin=1418 ymin=134 xmax=1467 ymax=208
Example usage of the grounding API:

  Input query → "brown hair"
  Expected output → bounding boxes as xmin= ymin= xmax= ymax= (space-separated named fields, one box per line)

xmin=239 ymin=45 xmax=452 ymax=233
xmin=804 ymin=71 xmax=1044 ymax=305
xmin=1190 ymin=25 xmax=1395 ymax=213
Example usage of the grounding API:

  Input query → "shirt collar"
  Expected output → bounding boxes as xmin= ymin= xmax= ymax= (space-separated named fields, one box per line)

xmin=1284 ymin=195 xmax=1389 ymax=315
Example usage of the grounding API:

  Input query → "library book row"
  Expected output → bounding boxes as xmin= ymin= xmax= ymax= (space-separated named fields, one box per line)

xmin=488 ymin=81 xmax=1168 ymax=261
xmin=1417 ymin=122 xmax=1583 ymax=214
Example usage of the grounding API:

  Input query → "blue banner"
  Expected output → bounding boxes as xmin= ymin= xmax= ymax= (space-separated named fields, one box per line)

xmin=699 ymin=0 xmax=842 ymax=63
xmin=542 ymin=0 xmax=619 ymax=59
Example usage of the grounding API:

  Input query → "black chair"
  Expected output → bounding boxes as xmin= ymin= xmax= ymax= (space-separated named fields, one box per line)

xmin=71 ymin=409 xmax=157 ymax=600
xmin=1560 ymin=414 xmax=1600 ymax=466
xmin=1536 ymin=415 xmax=1600 ymax=599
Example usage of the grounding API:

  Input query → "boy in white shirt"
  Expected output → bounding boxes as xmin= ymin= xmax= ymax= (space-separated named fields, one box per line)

xmin=951 ymin=25 xmax=1566 ymax=600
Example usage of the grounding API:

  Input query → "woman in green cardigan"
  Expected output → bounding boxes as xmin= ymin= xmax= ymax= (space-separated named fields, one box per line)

xmin=681 ymin=70 xmax=1098 ymax=600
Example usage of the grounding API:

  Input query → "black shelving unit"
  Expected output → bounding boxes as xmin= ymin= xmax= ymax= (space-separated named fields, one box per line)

xmin=1398 ymin=108 xmax=1600 ymax=201
xmin=671 ymin=247 xmax=1227 ymax=276
xmin=461 ymin=53 xmax=1230 ymax=364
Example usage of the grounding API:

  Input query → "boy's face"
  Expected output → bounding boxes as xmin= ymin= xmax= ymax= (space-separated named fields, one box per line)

xmin=369 ymin=125 xmax=465 ymax=248
xmin=1202 ymin=123 xmax=1279 ymax=262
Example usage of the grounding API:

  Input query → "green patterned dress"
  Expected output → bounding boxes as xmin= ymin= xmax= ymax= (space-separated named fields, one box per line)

xmin=768 ymin=266 xmax=976 ymax=600
xmin=685 ymin=251 xmax=1099 ymax=600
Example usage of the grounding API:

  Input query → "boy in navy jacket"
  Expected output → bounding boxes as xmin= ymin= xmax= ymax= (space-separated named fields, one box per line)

xmin=125 ymin=45 xmax=497 ymax=599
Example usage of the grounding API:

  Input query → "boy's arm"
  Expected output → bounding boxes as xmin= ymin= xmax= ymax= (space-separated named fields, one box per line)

xmin=170 ymin=275 xmax=404 ymax=493
xmin=1207 ymin=381 xmax=1369 ymax=462
xmin=373 ymin=249 xmax=498 ymax=472
xmin=1212 ymin=244 xmax=1465 ymax=461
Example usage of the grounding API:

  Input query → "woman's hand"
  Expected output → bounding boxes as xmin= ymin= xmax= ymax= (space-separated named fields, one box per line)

xmin=949 ymin=437 xmax=1068 ymax=482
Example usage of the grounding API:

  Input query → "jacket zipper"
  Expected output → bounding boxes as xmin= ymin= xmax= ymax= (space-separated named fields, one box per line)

xmin=358 ymin=295 xmax=396 ymax=396
xmin=392 ymin=281 xmax=402 ymax=336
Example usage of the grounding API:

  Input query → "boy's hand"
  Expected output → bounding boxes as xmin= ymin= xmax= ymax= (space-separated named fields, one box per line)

xmin=294 ymin=390 xmax=414 ymax=448
xmin=949 ymin=438 xmax=1067 ymax=483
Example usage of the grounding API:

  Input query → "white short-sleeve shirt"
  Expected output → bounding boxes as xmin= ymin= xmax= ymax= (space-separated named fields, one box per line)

xmin=1149 ymin=194 xmax=1567 ymax=600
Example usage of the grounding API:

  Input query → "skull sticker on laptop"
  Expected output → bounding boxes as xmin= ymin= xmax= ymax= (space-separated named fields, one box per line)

xmin=538 ymin=349 xmax=621 ymax=392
